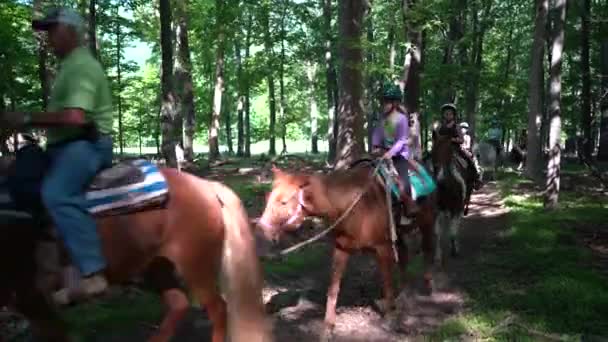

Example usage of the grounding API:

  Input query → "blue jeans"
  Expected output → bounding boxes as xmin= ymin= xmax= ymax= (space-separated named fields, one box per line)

xmin=41 ymin=137 xmax=113 ymax=276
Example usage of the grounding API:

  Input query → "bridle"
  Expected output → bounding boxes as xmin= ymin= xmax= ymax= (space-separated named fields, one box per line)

xmin=257 ymin=185 xmax=311 ymax=231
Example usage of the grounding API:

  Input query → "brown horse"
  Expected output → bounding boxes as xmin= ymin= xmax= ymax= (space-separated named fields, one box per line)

xmin=0 ymin=156 xmax=272 ymax=342
xmin=257 ymin=163 xmax=435 ymax=339
xmin=429 ymin=136 xmax=473 ymax=263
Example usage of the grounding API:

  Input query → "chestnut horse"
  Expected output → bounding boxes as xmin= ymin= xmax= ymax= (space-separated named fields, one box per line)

xmin=0 ymin=156 xmax=272 ymax=342
xmin=258 ymin=164 xmax=435 ymax=339
xmin=429 ymin=136 xmax=473 ymax=263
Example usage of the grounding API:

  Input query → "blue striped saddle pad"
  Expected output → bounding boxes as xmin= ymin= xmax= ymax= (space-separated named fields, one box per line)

xmin=0 ymin=159 xmax=169 ymax=219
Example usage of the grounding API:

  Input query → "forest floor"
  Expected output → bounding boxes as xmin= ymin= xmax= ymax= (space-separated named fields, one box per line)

xmin=2 ymin=157 xmax=608 ymax=341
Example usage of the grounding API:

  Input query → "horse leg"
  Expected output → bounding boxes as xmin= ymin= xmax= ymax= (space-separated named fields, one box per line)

xmin=433 ymin=212 xmax=444 ymax=265
xmin=374 ymin=245 xmax=396 ymax=314
xmin=322 ymin=246 xmax=350 ymax=341
xmin=144 ymin=257 xmax=190 ymax=342
xmin=14 ymin=286 xmax=69 ymax=342
xmin=449 ymin=214 xmax=462 ymax=257
xmin=198 ymin=291 xmax=227 ymax=342
xmin=416 ymin=204 xmax=435 ymax=294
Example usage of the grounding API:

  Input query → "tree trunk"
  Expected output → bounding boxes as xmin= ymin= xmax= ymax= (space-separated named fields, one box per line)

xmin=336 ymin=0 xmax=365 ymax=169
xmin=307 ymin=62 xmax=319 ymax=154
xmin=580 ymin=0 xmax=592 ymax=159
xmin=262 ymin=1 xmax=277 ymax=156
xmin=209 ymin=0 xmax=225 ymax=161
xmin=324 ymin=0 xmax=338 ymax=162
xmin=279 ymin=0 xmax=288 ymax=154
xmin=544 ymin=0 xmax=566 ymax=209
xmin=88 ymin=0 xmax=98 ymax=59
xmin=159 ymin=0 xmax=179 ymax=167
xmin=366 ymin=5 xmax=375 ymax=153
xmin=402 ymin=0 xmax=422 ymax=114
xmin=245 ymin=12 xmax=253 ymax=157
xmin=224 ymin=88 xmax=233 ymax=154
xmin=525 ymin=0 xmax=549 ymax=181
xmin=388 ymin=24 xmax=396 ymax=73
xmin=597 ymin=41 xmax=608 ymax=160
xmin=116 ymin=6 xmax=123 ymax=155
xmin=236 ymin=39 xmax=244 ymax=156
xmin=175 ymin=0 xmax=196 ymax=161
xmin=33 ymin=0 xmax=50 ymax=110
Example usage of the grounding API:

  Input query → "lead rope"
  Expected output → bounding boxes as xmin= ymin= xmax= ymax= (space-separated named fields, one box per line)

xmin=266 ymin=163 xmax=382 ymax=259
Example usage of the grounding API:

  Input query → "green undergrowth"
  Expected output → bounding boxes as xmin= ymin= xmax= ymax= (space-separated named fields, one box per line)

xmin=432 ymin=170 xmax=608 ymax=341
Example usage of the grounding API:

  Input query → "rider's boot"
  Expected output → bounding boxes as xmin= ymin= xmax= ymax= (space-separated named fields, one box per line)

xmin=52 ymin=269 xmax=109 ymax=306
xmin=401 ymin=193 xmax=420 ymax=217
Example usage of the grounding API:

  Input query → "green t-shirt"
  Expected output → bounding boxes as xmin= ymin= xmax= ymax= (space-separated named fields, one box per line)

xmin=47 ymin=46 xmax=113 ymax=145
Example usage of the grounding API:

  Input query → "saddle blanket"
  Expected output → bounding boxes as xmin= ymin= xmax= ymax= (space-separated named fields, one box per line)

xmin=377 ymin=160 xmax=436 ymax=201
xmin=0 ymin=159 xmax=169 ymax=219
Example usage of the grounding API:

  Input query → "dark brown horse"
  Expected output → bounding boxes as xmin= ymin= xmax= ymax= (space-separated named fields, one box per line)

xmin=429 ymin=136 xmax=473 ymax=263
xmin=257 ymin=163 xmax=436 ymax=339
xmin=0 ymin=156 xmax=272 ymax=342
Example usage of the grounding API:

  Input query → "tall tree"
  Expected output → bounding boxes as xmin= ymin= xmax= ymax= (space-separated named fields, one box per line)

xmin=323 ymin=0 xmax=339 ymax=162
xmin=34 ymin=0 xmax=50 ymax=110
xmin=88 ymin=0 xmax=98 ymax=59
xmin=402 ymin=0 xmax=422 ymax=114
xmin=597 ymin=41 xmax=608 ymax=159
xmin=544 ymin=0 xmax=567 ymax=208
xmin=336 ymin=0 xmax=365 ymax=169
xmin=580 ymin=0 xmax=592 ymax=159
xmin=209 ymin=0 xmax=226 ymax=161
xmin=175 ymin=0 xmax=196 ymax=161
xmin=159 ymin=0 xmax=179 ymax=167
xmin=115 ymin=4 xmax=124 ymax=154
xmin=262 ymin=0 xmax=277 ymax=156
xmin=525 ymin=0 xmax=549 ymax=180
xmin=244 ymin=11 xmax=253 ymax=157
xmin=236 ymin=38 xmax=245 ymax=156
xmin=307 ymin=62 xmax=319 ymax=153
xmin=279 ymin=0 xmax=288 ymax=154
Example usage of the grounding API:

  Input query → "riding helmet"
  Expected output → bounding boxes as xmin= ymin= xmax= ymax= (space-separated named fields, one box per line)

xmin=382 ymin=82 xmax=403 ymax=101
xmin=441 ymin=103 xmax=457 ymax=112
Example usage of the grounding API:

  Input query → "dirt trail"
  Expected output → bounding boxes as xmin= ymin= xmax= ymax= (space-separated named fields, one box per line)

xmin=264 ymin=182 xmax=510 ymax=341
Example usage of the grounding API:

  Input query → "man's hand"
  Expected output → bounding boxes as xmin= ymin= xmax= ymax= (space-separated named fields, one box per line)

xmin=0 ymin=112 xmax=27 ymax=130
xmin=381 ymin=151 xmax=392 ymax=160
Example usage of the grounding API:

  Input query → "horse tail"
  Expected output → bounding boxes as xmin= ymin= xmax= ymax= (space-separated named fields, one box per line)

xmin=213 ymin=183 xmax=273 ymax=342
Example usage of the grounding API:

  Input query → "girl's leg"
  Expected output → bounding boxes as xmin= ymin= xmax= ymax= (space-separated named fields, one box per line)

xmin=392 ymin=157 xmax=419 ymax=216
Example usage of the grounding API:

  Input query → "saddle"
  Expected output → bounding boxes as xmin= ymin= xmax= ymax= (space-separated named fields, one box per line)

xmin=1 ymin=147 xmax=170 ymax=221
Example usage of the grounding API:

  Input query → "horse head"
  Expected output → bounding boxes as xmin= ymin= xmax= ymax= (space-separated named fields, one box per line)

xmin=257 ymin=166 xmax=315 ymax=242
xmin=431 ymin=135 xmax=456 ymax=181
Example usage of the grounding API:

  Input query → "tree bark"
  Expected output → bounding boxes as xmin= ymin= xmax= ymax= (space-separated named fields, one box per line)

xmin=544 ymin=0 xmax=567 ymax=209
xmin=245 ymin=12 xmax=253 ymax=157
xmin=525 ymin=0 xmax=549 ymax=181
xmin=336 ymin=0 xmax=365 ymax=169
xmin=209 ymin=0 xmax=225 ymax=161
xmin=115 ymin=6 xmax=123 ymax=155
xmin=366 ymin=5 xmax=375 ymax=153
xmin=324 ymin=0 xmax=338 ymax=162
xmin=279 ymin=0 xmax=288 ymax=154
xmin=580 ymin=0 xmax=592 ymax=159
xmin=175 ymin=0 xmax=196 ymax=161
xmin=402 ymin=0 xmax=422 ymax=114
xmin=262 ymin=0 xmax=277 ymax=156
xmin=236 ymin=38 xmax=244 ymax=157
xmin=307 ymin=62 xmax=319 ymax=154
xmin=33 ymin=0 xmax=50 ymax=111
xmin=159 ymin=0 xmax=179 ymax=167
xmin=597 ymin=41 xmax=608 ymax=160
xmin=88 ymin=0 xmax=98 ymax=59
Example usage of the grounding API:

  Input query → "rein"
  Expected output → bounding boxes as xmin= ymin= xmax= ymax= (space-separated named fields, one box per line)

xmin=262 ymin=162 xmax=383 ymax=259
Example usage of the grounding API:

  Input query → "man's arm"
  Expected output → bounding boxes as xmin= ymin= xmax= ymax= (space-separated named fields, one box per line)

xmin=29 ymin=108 xmax=87 ymax=126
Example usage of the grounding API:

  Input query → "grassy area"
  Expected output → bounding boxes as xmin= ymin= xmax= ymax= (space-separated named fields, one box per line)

xmin=432 ymin=170 xmax=608 ymax=341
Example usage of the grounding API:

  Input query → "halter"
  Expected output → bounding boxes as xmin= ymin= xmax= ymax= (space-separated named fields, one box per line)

xmin=258 ymin=187 xmax=311 ymax=231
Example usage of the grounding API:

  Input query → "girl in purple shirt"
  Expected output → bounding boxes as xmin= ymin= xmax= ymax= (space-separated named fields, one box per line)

xmin=372 ymin=83 xmax=419 ymax=216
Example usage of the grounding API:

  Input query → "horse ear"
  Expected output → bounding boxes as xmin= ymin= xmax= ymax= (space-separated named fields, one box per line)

xmin=271 ymin=164 xmax=283 ymax=177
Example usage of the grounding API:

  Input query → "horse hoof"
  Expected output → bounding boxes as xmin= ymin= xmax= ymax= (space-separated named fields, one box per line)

xmin=320 ymin=325 xmax=334 ymax=342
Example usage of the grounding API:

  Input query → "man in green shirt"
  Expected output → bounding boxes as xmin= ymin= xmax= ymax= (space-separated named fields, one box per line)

xmin=1 ymin=7 xmax=113 ymax=305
